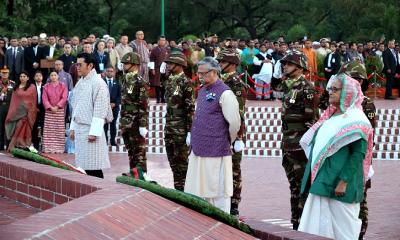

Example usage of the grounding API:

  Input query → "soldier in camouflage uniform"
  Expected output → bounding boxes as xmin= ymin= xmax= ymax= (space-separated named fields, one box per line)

xmin=120 ymin=52 xmax=149 ymax=175
xmin=164 ymin=52 xmax=195 ymax=191
xmin=0 ymin=68 xmax=15 ymax=150
xmin=319 ymin=61 xmax=376 ymax=240
xmin=216 ymin=48 xmax=248 ymax=216
xmin=272 ymin=51 xmax=319 ymax=230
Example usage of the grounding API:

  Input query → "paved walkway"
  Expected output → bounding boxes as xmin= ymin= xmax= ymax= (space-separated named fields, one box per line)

xmin=0 ymin=197 xmax=38 ymax=225
xmin=48 ymin=152 xmax=400 ymax=240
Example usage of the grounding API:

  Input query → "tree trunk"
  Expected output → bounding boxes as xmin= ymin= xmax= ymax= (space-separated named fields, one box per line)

xmin=7 ymin=0 xmax=14 ymax=16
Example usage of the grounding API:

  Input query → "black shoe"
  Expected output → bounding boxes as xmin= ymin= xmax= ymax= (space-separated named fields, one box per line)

xmin=230 ymin=209 xmax=239 ymax=216
xmin=384 ymin=96 xmax=397 ymax=100
xmin=156 ymin=99 xmax=160 ymax=103
xmin=110 ymin=142 xmax=118 ymax=147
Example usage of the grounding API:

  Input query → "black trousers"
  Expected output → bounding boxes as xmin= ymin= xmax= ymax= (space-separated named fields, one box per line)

xmin=86 ymin=170 xmax=104 ymax=178
xmin=385 ymin=72 xmax=395 ymax=97
xmin=104 ymin=109 xmax=119 ymax=144
xmin=0 ymin=105 xmax=9 ymax=149
xmin=155 ymin=86 xmax=165 ymax=103
xmin=32 ymin=109 xmax=45 ymax=150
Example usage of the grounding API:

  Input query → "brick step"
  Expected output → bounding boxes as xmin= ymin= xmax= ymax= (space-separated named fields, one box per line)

xmin=108 ymin=143 xmax=400 ymax=160
xmin=244 ymin=148 xmax=282 ymax=157
xmin=375 ymin=136 xmax=400 ymax=142
xmin=376 ymin=121 xmax=400 ymax=128
xmin=376 ymin=109 xmax=400 ymax=115
xmin=375 ymin=128 xmax=400 ymax=135
xmin=377 ymin=115 xmax=400 ymax=121
xmin=246 ymin=141 xmax=281 ymax=149
xmin=148 ymin=117 xmax=166 ymax=124
xmin=109 ymin=145 xmax=166 ymax=154
xmin=246 ymin=133 xmax=282 ymax=141
xmin=373 ymin=151 xmax=400 ymax=160
xmin=147 ymin=106 xmax=399 ymax=115
xmin=245 ymin=113 xmax=281 ymax=119
xmin=246 ymin=126 xmax=282 ymax=133
xmin=245 ymin=119 xmax=282 ymax=126
xmin=246 ymin=106 xmax=282 ymax=113
xmin=375 ymin=143 xmax=400 ymax=151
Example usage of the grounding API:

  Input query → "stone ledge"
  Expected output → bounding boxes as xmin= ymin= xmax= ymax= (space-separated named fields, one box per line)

xmin=246 ymin=219 xmax=332 ymax=240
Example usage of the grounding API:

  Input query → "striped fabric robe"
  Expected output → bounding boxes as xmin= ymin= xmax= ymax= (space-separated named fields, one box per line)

xmin=70 ymin=69 xmax=113 ymax=170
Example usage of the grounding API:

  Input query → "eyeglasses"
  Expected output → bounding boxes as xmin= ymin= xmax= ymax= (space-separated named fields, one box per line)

xmin=327 ymin=87 xmax=342 ymax=93
xmin=197 ymin=70 xmax=212 ymax=76
xmin=76 ymin=63 xmax=86 ymax=67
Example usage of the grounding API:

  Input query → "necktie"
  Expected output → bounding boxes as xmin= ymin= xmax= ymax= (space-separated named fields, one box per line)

xmin=108 ymin=79 xmax=112 ymax=92
xmin=13 ymin=48 xmax=17 ymax=60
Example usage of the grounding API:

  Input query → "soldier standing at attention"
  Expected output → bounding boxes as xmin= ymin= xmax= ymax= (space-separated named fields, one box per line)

xmin=216 ymin=48 xmax=247 ymax=216
xmin=273 ymin=51 xmax=319 ymax=230
xmin=120 ymin=52 xmax=149 ymax=176
xmin=164 ymin=52 xmax=195 ymax=191
xmin=319 ymin=61 xmax=376 ymax=240
xmin=0 ymin=67 xmax=15 ymax=150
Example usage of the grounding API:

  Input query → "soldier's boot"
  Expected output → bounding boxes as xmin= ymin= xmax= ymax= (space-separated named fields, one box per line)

xmin=358 ymin=190 xmax=369 ymax=239
xmin=230 ymin=201 xmax=239 ymax=216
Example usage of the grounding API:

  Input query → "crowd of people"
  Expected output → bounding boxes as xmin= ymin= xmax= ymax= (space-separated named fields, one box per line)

xmin=0 ymin=31 xmax=395 ymax=240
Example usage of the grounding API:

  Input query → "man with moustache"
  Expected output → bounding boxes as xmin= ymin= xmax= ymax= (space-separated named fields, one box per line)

xmin=272 ymin=50 xmax=319 ymax=230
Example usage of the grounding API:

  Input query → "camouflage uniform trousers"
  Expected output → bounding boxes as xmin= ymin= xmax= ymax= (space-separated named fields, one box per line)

xmin=164 ymin=133 xmax=189 ymax=191
xmin=122 ymin=130 xmax=147 ymax=172
xmin=282 ymin=149 xmax=308 ymax=230
xmin=359 ymin=179 xmax=371 ymax=239
xmin=230 ymin=150 xmax=242 ymax=216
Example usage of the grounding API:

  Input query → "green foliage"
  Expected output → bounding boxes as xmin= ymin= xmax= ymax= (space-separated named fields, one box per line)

xmin=11 ymin=148 xmax=71 ymax=171
xmin=116 ymin=176 xmax=253 ymax=235
xmin=287 ymin=24 xmax=307 ymax=42
xmin=182 ymin=35 xmax=198 ymax=41
xmin=0 ymin=0 xmax=399 ymax=42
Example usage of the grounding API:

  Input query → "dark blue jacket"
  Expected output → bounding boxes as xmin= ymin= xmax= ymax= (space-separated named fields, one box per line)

xmin=104 ymin=78 xmax=121 ymax=109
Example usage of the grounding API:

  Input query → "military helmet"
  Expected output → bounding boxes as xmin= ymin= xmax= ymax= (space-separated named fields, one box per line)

xmin=338 ymin=60 xmax=367 ymax=80
xmin=121 ymin=52 xmax=141 ymax=65
xmin=216 ymin=48 xmax=240 ymax=65
xmin=280 ymin=50 xmax=308 ymax=70
xmin=164 ymin=52 xmax=187 ymax=67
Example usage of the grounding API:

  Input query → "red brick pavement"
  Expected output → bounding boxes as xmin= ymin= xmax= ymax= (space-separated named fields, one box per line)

xmin=47 ymin=152 xmax=400 ymax=240
xmin=0 ymin=197 xmax=39 ymax=225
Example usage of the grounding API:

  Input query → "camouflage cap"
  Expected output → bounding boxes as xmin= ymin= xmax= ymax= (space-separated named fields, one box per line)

xmin=164 ymin=52 xmax=187 ymax=67
xmin=121 ymin=52 xmax=141 ymax=65
xmin=338 ymin=60 xmax=367 ymax=80
xmin=280 ymin=50 xmax=308 ymax=70
xmin=216 ymin=48 xmax=240 ymax=65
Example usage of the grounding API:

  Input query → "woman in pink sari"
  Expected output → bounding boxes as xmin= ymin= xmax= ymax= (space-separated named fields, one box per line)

xmin=5 ymin=71 xmax=37 ymax=151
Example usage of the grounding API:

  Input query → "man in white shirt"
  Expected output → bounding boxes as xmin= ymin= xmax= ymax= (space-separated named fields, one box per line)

xmin=253 ymin=43 xmax=274 ymax=100
xmin=70 ymin=53 xmax=113 ymax=178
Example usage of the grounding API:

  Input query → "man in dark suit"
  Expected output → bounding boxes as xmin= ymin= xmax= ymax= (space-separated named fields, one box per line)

xmin=4 ymin=38 xmax=24 ymax=82
xmin=58 ymin=43 xmax=77 ymax=73
xmin=103 ymin=67 xmax=121 ymax=146
xmin=24 ymin=36 xmax=42 ymax=80
xmin=31 ymin=70 xmax=45 ymax=150
xmin=323 ymin=43 xmax=341 ymax=80
xmin=382 ymin=40 xmax=399 ymax=99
